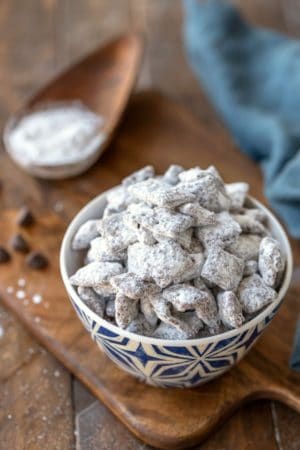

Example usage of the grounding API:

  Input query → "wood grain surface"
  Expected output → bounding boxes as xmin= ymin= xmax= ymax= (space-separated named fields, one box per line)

xmin=0 ymin=92 xmax=300 ymax=450
xmin=0 ymin=1 xmax=300 ymax=449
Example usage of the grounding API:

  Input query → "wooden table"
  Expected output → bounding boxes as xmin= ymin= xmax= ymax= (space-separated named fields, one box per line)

xmin=0 ymin=1 xmax=300 ymax=449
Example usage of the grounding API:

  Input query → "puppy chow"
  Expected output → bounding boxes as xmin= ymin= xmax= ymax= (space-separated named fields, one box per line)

xmin=70 ymin=165 xmax=285 ymax=339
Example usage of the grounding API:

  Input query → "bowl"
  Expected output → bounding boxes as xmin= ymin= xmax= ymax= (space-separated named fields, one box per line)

xmin=60 ymin=189 xmax=293 ymax=388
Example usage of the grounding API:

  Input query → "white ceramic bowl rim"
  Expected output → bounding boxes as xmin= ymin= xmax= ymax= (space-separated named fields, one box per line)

xmin=60 ymin=190 xmax=293 ymax=347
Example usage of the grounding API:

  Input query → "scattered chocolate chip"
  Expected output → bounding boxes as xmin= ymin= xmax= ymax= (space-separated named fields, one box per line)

xmin=17 ymin=206 xmax=35 ymax=227
xmin=26 ymin=251 xmax=49 ymax=270
xmin=0 ymin=246 xmax=11 ymax=263
xmin=10 ymin=233 xmax=30 ymax=253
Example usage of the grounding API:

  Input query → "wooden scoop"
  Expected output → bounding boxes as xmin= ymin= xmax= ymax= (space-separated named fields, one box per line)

xmin=3 ymin=33 xmax=143 ymax=179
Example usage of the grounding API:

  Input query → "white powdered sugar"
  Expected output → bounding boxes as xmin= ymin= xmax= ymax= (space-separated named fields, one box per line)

xmin=6 ymin=101 xmax=104 ymax=168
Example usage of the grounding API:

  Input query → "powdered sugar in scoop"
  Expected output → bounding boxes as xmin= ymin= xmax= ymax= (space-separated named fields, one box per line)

xmin=6 ymin=101 xmax=104 ymax=167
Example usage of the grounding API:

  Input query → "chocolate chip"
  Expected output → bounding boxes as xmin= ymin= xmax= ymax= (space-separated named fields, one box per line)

xmin=0 ymin=246 xmax=11 ymax=263
xmin=10 ymin=233 xmax=30 ymax=253
xmin=17 ymin=206 xmax=35 ymax=227
xmin=26 ymin=251 xmax=49 ymax=270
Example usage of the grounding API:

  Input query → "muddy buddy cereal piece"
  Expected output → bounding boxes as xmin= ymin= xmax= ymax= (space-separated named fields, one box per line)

xmin=99 ymin=212 xmax=137 ymax=252
xmin=201 ymin=246 xmax=244 ymax=291
xmin=178 ymin=176 xmax=230 ymax=212
xmin=104 ymin=186 xmax=136 ymax=216
xmin=69 ymin=164 xmax=284 ymax=339
xmin=127 ymin=241 xmax=194 ymax=288
xmin=77 ymin=286 xmax=106 ymax=317
xmin=115 ymin=293 xmax=139 ymax=329
xmin=128 ymin=178 xmax=197 ymax=208
xmin=163 ymin=164 xmax=184 ymax=185
xmin=226 ymin=182 xmax=249 ymax=211
xmin=258 ymin=237 xmax=285 ymax=288
xmin=173 ymin=252 xmax=204 ymax=283
xmin=149 ymin=294 xmax=199 ymax=338
xmin=140 ymin=297 xmax=158 ymax=326
xmin=172 ymin=228 xmax=193 ymax=250
xmin=136 ymin=227 xmax=157 ymax=245
xmin=226 ymin=234 xmax=261 ymax=261
xmin=178 ymin=202 xmax=216 ymax=226
xmin=122 ymin=165 xmax=155 ymax=187
xmin=153 ymin=323 xmax=190 ymax=340
xmin=194 ymin=294 xmax=219 ymax=331
xmin=233 ymin=214 xmax=268 ymax=236
xmin=72 ymin=220 xmax=100 ymax=250
xmin=243 ymin=259 xmax=258 ymax=277
xmin=105 ymin=298 xmax=115 ymax=318
xmin=238 ymin=274 xmax=277 ymax=314
xmin=94 ymin=285 xmax=115 ymax=297
xmin=196 ymin=211 xmax=241 ymax=248
xmin=178 ymin=166 xmax=224 ymax=184
xmin=176 ymin=311 xmax=204 ymax=334
xmin=217 ymin=291 xmax=244 ymax=329
xmin=125 ymin=204 xmax=194 ymax=239
xmin=153 ymin=314 xmax=204 ymax=339
xmin=126 ymin=314 xmax=156 ymax=336
xmin=70 ymin=261 xmax=124 ymax=288
xmin=88 ymin=237 xmax=126 ymax=262
xmin=240 ymin=208 xmax=267 ymax=224
xmin=162 ymin=284 xmax=209 ymax=312
xmin=110 ymin=272 xmax=159 ymax=300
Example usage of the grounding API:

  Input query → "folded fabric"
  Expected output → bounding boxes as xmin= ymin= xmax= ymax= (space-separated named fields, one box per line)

xmin=290 ymin=319 xmax=300 ymax=372
xmin=183 ymin=0 xmax=300 ymax=238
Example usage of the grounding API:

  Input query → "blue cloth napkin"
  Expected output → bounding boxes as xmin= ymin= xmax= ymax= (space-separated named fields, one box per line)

xmin=290 ymin=320 xmax=300 ymax=371
xmin=183 ymin=0 xmax=300 ymax=239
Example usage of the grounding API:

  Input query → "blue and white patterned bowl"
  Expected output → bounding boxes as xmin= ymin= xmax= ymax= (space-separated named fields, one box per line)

xmin=60 ymin=190 xmax=292 ymax=388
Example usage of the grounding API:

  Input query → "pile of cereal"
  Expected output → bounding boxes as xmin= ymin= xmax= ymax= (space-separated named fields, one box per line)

xmin=69 ymin=165 xmax=286 ymax=340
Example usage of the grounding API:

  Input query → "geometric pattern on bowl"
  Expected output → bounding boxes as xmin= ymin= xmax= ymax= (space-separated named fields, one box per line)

xmin=70 ymin=297 xmax=282 ymax=388
xmin=61 ymin=190 xmax=292 ymax=389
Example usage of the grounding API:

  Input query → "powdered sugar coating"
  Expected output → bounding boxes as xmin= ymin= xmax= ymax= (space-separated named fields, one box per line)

xmin=243 ymin=260 xmax=258 ymax=277
xmin=162 ymin=284 xmax=210 ymax=311
xmin=99 ymin=212 xmax=137 ymax=252
xmin=163 ymin=164 xmax=184 ymax=185
xmin=127 ymin=241 xmax=195 ymax=288
xmin=226 ymin=234 xmax=261 ymax=261
xmin=88 ymin=237 xmax=126 ymax=262
xmin=125 ymin=204 xmax=194 ymax=239
xmin=178 ymin=202 xmax=216 ymax=226
xmin=72 ymin=219 xmax=100 ymax=250
xmin=201 ymin=246 xmax=244 ymax=291
xmin=70 ymin=261 xmax=124 ymax=288
xmin=238 ymin=274 xmax=277 ymax=314
xmin=177 ymin=175 xmax=230 ymax=212
xmin=196 ymin=211 xmax=241 ymax=248
xmin=128 ymin=178 xmax=197 ymax=208
xmin=233 ymin=214 xmax=268 ymax=236
xmin=226 ymin=182 xmax=249 ymax=211
xmin=69 ymin=164 xmax=285 ymax=339
xmin=258 ymin=237 xmax=285 ymax=288
xmin=115 ymin=293 xmax=139 ymax=329
xmin=217 ymin=291 xmax=244 ymax=328
xmin=110 ymin=272 xmax=159 ymax=300
xmin=126 ymin=314 xmax=156 ymax=336
xmin=77 ymin=287 xmax=106 ymax=317
xmin=122 ymin=165 xmax=155 ymax=187
xmin=140 ymin=297 xmax=158 ymax=327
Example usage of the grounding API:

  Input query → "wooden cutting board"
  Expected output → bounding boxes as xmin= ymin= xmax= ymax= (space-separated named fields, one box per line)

xmin=0 ymin=93 xmax=299 ymax=450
